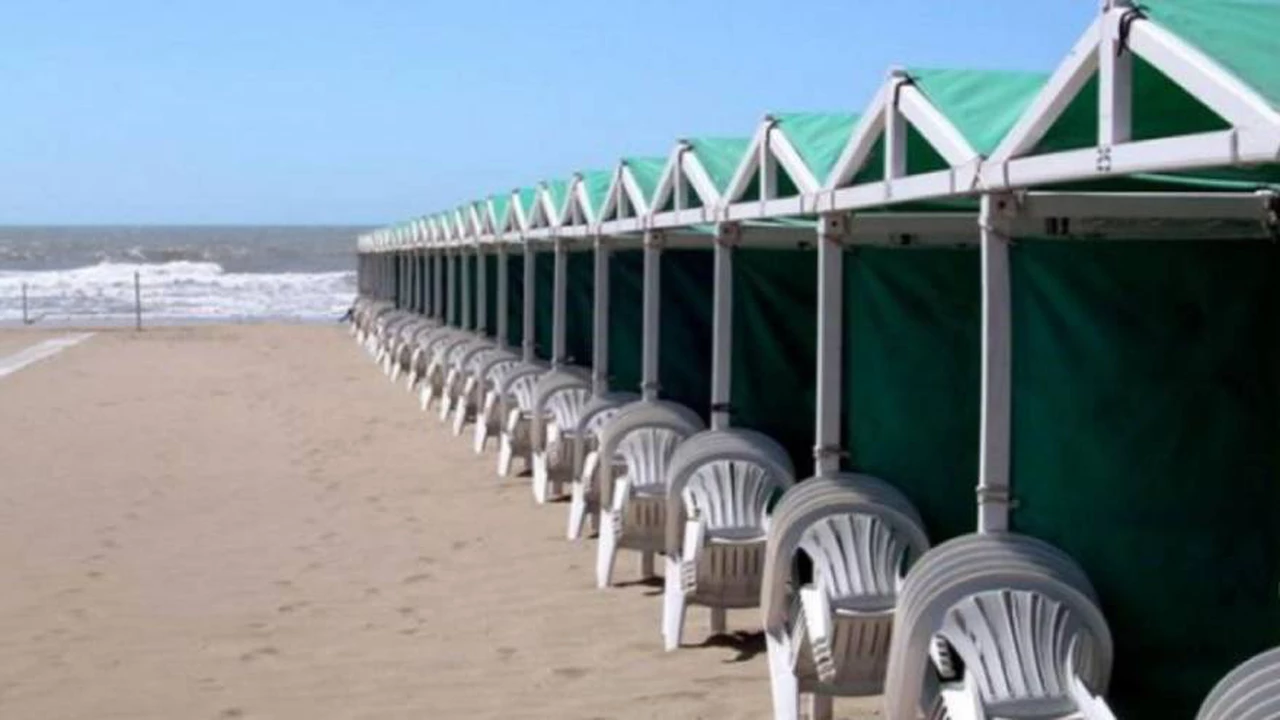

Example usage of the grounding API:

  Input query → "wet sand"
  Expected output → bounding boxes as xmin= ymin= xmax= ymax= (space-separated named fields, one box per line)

xmin=0 ymin=325 xmax=876 ymax=719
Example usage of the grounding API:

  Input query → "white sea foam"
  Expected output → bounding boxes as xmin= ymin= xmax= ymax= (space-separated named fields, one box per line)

xmin=0 ymin=261 xmax=356 ymax=325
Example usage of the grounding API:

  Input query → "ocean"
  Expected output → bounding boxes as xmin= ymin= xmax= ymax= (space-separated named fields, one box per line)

xmin=0 ymin=226 xmax=366 ymax=326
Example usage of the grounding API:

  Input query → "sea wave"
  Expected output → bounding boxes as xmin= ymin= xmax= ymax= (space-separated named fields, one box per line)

xmin=0 ymin=261 xmax=356 ymax=325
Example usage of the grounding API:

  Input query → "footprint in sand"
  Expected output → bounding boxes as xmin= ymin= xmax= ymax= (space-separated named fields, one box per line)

xmin=238 ymin=646 xmax=280 ymax=662
xmin=86 ymin=570 xmax=104 ymax=580
xmin=451 ymin=540 xmax=469 ymax=551
xmin=496 ymin=647 xmax=517 ymax=661
xmin=552 ymin=667 xmax=590 ymax=680
xmin=100 ymin=539 xmax=119 ymax=550
xmin=364 ymin=587 xmax=380 ymax=597
xmin=277 ymin=601 xmax=310 ymax=614
xmin=401 ymin=573 xmax=432 ymax=585
xmin=218 ymin=708 xmax=245 ymax=718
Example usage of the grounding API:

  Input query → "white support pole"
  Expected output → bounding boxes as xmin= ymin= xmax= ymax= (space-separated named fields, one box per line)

xmin=432 ymin=251 xmax=444 ymax=321
xmin=885 ymin=70 xmax=910 ymax=184
xmin=814 ymin=214 xmax=848 ymax=479
xmin=445 ymin=250 xmax=456 ymax=326
xmin=552 ymin=237 xmax=568 ymax=367
xmin=477 ymin=247 xmax=488 ymax=335
xmin=497 ymin=244 xmax=509 ymax=348
xmin=640 ymin=230 xmax=662 ymax=402
xmin=461 ymin=249 xmax=473 ymax=330
xmin=710 ymin=223 xmax=738 ymax=431
xmin=1099 ymin=0 xmax=1134 ymax=156
xmin=978 ymin=194 xmax=1015 ymax=533
xmin=591 ymin=234 xmax=611 ymax=396
xmin=522 ymin=242 xmax=535 ymax=362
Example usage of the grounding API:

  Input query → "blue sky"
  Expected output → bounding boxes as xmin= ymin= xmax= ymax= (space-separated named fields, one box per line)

xmin=0 ymin=0 xmax=1095 ymax=225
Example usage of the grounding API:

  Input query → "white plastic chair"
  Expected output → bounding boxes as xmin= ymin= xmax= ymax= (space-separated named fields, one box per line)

xmin=529 ymin=369 xmax=593 ymax=504
xmin=495 ymin=363 xmax=547 ymax=476
xmin=593 ymin=400 xmax=705 ymax=589
xmin=1197 ymin=646 xmax=1280 ymax=720
xmin=566 ymin=392 xmax=639 ymax=540
xmin=761 ymin=474 xmax=931 ymax=720
xmin=661 ymin=428 xmax=795 ymax=651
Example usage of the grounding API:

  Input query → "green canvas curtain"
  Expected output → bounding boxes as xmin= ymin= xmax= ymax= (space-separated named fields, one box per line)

xmin=731 ymin=249 xmax=819 ymax=472
xmin=534 ymin=252 xmax=554 ymax=360
xmin=565 ymin=252 xmax=595 ymax=366
xmin=608 ymin=250 xmax=645 ymax=394
xmin=505 ymin=253 xmax=525 ymax=347
xmin=482 ymin=254 xmax=497 ymax=336
xmin=1009 ymin=238 xmax=1280 ymax=718
xmin=659 ymin=249 xmax=715 ymax=418
xmin=843 ymin=247 xmax=982 ymax=543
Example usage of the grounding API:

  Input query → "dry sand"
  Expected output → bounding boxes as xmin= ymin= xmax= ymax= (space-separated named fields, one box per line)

xmin=0 ymin=325 xmax=877 ymax=720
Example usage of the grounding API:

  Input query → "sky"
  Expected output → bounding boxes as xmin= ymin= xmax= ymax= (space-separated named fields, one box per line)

xmin=0 ymin=0 xmax=1097 ymax=225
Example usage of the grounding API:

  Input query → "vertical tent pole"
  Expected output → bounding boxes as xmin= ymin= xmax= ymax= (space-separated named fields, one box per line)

xmin=552 ymin=237 xmax=568 ymax=367
xmin=461 ymin=246 xmax=473 ymax=330
xmin=477 ymin=245 xmax=488 ymax=336
xmin=522 ymin=240 xmax=535 ymax=363
xmin=432 ymin=249 xmax=443 ymax=321
xmin=640 ymin=230 xmax=662 ymax=402
xmin=978 ymin=194 xmax=1014 ymax=533
xmin=497 ymin=243 xmax=509 ymax=349
xmin=591 ymin=234 xmax=611 ymax=396
xmin=1100 ymin=0 xmax=1134 ymax=151
xmin=709 ymin=222 xmax=738 ymax=431
xmin=446 ymin=248 xmax=456 ymax=326
xmin=814 ymin=213 xmax=848 ymax=479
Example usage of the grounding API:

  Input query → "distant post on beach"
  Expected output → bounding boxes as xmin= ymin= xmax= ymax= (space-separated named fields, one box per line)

xmin=134 ymin=271 xmax=142 ymax=331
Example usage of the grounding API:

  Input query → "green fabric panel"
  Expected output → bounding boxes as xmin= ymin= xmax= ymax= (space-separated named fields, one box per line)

xmin=449 ymin=255 xmax=462 ymax=326
xmin=659 ymin=249 xmax=715 ymax=419
xmin=483 ymin=254 xmax=498 ymax=337
xmin=506 ymin=253 xmax=525 ymax=347
xmin=625 ymin=157 xmax=667 ymax=206
xmin=689 ymin=137 xmax=752 ymax=193
xmin=466 ymin=254 xmax=479 ymax=327
xmin=1146 ymin=0 xmax=1280 ymax=110
xmin=774 ymin=113 xmax=859 ymax=186
xmin=533 ymin=252 xmax=554 ymax=361
xmin=393 ymin=254 xmax=404 ymax=309
xmin=546 ymin=179 xmax=571 ymax=221
xmin=844 ymin=247 xmax=981 ymax=543
xmin=581 ymin=170 xmax=613 ymax=219
xmin=908 ymin=68 xmax=1047 ymax=155
xmin=608 ymin=250 xmax=645 ymax=394
xmin=849 ymin=125 xmax=950 ymax=185
xmin=419 ymin=254 xmax=430 ymax=313
xmin=491 ymin=196 xmax=511 ymax=231
xmin=1009 ymin=239 xmax=1280 ymax=718
xmin=732 ymin=249 xmax=818 ymax=471
xmin=565 ymin=252 xmax=595 ymax=366
xmin=1035 ymin=58 xmax=1230 ymax=154
xmin=516 ymin=187 xmax=538 ymax=221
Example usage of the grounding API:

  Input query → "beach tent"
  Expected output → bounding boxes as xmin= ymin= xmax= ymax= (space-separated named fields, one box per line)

xmin=354 ymin=0 xmax=1280 ymax=715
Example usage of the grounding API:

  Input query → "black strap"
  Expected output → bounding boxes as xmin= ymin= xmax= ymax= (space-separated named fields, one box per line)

xmin=1118 ymin=5 xmax=1148 ymax=56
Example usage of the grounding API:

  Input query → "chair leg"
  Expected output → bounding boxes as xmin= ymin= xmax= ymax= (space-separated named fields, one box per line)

xmin=766 ymin=636 xmax=801 ymax=720
xmin=497 ymin=433 xmax=514 ymax=477
xmin=808 ymin=693 xmax=833 ymax=720
xmin=710 ymin=607 xmax=727 ymax=636
xmin=595 ymin=512 xmax=619 ymax=589
xmin=532 ymin=452 xmax=549 ymax=504
xmin=567 ymin=480 xmax=587 ymax=540
xmin=641 ymin=551 xmax=655 ymax=580
xmin=662 ymin=558 xmax=687 ymax=651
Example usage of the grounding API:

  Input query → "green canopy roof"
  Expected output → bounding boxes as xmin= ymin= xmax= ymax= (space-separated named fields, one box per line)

xmin=545 ymin=178 xmax=570 ymax=219
xmin=909 ymin=68 xmax=1048 ymax=156
xmin=490 ymin=194 xmax=511 ymax=230
xmin=687 ymin=137 xmax=751 ymax=194
xmin=579 ymin=170 xmax=614 ymax=218
xmin=1145 ymin=0 xmax=1280 ymax=111
xmin=774 ymin=113 xmax=859 ymax=185
xmin=515 ymin=187 xmax=538 ymax=220
xmin=624 ymin=157 xmax=667 ymax=205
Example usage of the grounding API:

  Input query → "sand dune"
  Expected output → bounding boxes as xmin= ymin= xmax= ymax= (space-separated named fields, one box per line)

xmin=0 ymin=325 xmax=877 ymax=719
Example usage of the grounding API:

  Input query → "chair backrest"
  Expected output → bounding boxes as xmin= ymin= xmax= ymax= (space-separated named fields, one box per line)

xmin=683 ymin=460 xmax=785 ymax=538
xmin=1197 ymin=646 xmax=1280 ymax=720
xmin=617 ymin=428 xmax=688 ymax=491
xmin=547 ymin=386 xmax=593 ymax=432
xmin=798 ymin=513 xmax=913 ymax=611
xmin=938 ymin=590 xmax=1102 ymax=718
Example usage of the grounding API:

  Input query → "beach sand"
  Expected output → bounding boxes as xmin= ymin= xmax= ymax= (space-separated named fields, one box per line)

xmin=0 ymin=325 xmax=877 ymax=720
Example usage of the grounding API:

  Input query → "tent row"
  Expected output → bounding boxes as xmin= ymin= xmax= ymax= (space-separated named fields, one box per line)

xmin=350 ymin=2 xmax=1280 ymax=718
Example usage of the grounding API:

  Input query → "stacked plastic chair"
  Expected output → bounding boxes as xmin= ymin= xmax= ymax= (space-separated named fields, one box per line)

xmin=1197 ymin=646 xmax=1280 ymax=720
xmin=593 ymin=400 xmax=706 ymax=588
xmin=659 ymin=428 xmax=795 ymax=651
xmin=566 ymin=391 xmax=640 ymax=540
xmin=528 ymin=368 xmax=593 ymax=503
xmin=883 ymin=533 xmax=1115 ymax=720
xmin=760 ymin=474 xmax=930 ymax=720
xmin=494 ymin=360 xmax=550 ymax=476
